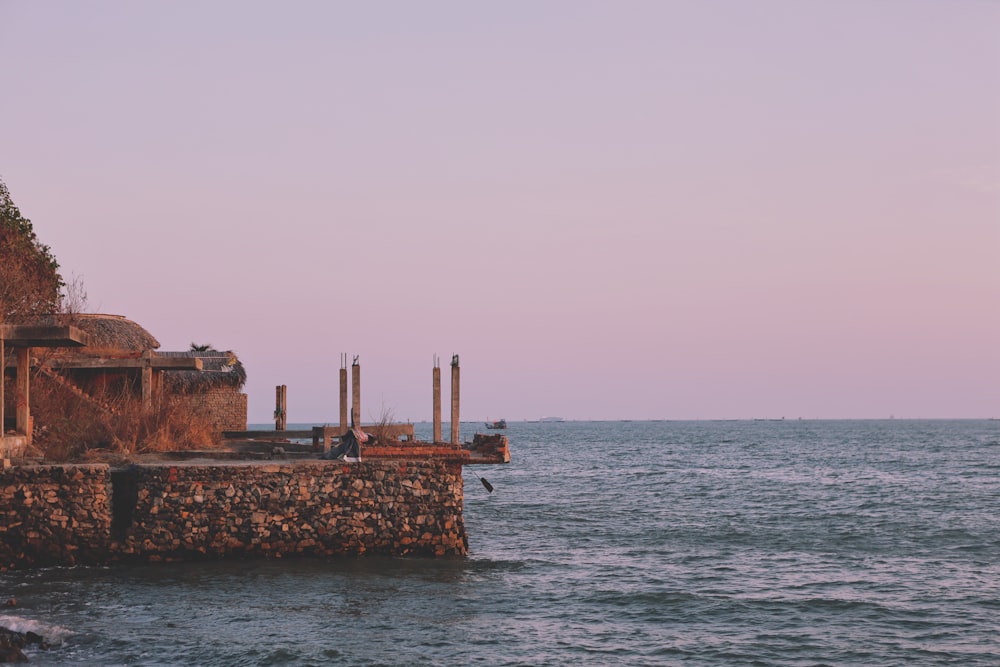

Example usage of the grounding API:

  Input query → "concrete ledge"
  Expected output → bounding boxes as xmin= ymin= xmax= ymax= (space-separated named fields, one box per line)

xmin=1 ymin=435 xmax=28 ymax=459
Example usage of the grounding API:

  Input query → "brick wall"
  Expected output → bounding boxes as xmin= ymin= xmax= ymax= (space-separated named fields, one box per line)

xmin=176 ymin=389 xmax=247 ymax=432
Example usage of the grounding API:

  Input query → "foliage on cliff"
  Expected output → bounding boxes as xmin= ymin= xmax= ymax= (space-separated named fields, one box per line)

xmin=0 ymin=177 xmax=64 ymax=319
xmin=0 ymin=177 xmax=223 ymax=461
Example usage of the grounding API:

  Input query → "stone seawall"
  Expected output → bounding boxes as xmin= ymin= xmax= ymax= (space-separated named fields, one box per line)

xmin=0 ymin=460 xmax=467 ymax=570
xmin=0 ymin=464 xmax=112 ymax=569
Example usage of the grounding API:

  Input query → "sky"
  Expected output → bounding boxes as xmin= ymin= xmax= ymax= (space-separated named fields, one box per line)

xmin=2 ymin=1 xmax=998 ymax=422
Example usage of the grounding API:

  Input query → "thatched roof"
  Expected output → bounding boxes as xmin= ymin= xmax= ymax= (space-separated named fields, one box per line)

xmin=159 ymin=350 xmax=247 ymax=392
xmin=68 ymin=314 xmax=160 ymax=351
xmin=9 ymin=313 xmax=159 ymax=352
xmin=8 ymin=315 xmax=246 ymax=391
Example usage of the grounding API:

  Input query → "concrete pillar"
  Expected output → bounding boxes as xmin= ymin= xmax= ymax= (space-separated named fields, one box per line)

xmin=351 ymin=360 xmax=361 ymax=426
xmin=141 ymin=350 xmax=153 ymax=409
xmin=450 ymin=354 xmax=460 ymax=445
xmin=339 ymin=367 xmax=349 ymax=430
xmin=432 ymin=362 xmax=442 ymax=443
xmin=15 ymin=347 xmax=30 ymax=441
xmin=275 ymin=385 xmax=287 ymax=430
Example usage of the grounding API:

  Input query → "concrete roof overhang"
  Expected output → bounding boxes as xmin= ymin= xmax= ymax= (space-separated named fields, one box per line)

xmin=0 ymin=324 xmax=90 ymax=348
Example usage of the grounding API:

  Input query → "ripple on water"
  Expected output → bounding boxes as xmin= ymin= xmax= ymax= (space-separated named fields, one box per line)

xmin=5 ymin=420 xmax=1000 ymax=666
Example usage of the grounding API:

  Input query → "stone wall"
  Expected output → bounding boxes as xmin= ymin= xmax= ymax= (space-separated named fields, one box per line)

xmin=0 ymin=465 xmax=112 ymax=569
xmin=0 ymin=459 xmax=467 ymax=570
xmin=177 ymin=388 xmax=247 ymax=432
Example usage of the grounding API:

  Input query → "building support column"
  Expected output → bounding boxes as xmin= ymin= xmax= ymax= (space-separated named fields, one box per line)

xmin=275 ymin=384 xmax=287 ymax=430
xmin=450 ymin=354 xmax=460 ymax=445
xmin=339 ymin=357 xmax=349 ymax=430
xmin=351 ymin=357 xmax=361 ymax=426
xmin=141 ymin=350 xmax=153 ymax=409
xmin=15 ymin=347 xmax=30 ymax=442
xmin=432 ymin=356 xmax=442 ymax=443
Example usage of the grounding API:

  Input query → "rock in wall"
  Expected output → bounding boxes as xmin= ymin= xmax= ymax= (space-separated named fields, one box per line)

xmin=118 ymin=460 xmax=467 ymax=561
xmin=0 ymin=465 xmax=112 ymax=570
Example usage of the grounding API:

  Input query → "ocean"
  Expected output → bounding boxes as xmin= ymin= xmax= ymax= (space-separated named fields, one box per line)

xmin=1 ymin=419 xmax=998 ymax=666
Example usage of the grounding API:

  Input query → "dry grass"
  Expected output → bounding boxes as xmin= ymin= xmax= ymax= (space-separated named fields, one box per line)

xmin=27 ymin=371 xmax=221 ymax=462
xmin=369 ymin=402 xmax=397 ymax=444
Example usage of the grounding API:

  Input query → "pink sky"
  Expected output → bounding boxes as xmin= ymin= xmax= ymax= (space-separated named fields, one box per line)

xmin=2 ymin=1 xmax=998 ymax=422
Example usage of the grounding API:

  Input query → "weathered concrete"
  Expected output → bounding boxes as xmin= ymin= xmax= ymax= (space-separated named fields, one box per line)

xmin=450 ymin=356 xmax=460 ymax=444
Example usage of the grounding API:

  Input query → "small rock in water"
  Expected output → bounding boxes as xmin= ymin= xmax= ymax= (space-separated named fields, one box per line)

xmin=0 ymin=646 xmax=28 ymax=663
xmin=0 ymin=629 xmax=28 ymax=663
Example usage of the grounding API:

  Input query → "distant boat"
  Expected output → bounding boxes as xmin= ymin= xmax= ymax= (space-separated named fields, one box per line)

xmin=539 ymin=416 xmax=564 ymax=422
xmin=485 ymin=418 xmax=507 ymax=430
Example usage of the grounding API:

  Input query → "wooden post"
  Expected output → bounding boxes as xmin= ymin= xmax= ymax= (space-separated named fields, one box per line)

xmin=141 ymin=350 xmax=153 ymax=409
xmin=450 ymin=354 xmax=460 ymax=445
xmin=0 ymin=336 xmax=5 ymax=435
xmin=432 ymin=358 xmax=442 ymax=443
xmin=275 ymin=384 xmax=287 ymax=430
xmin=339 ymin=365 xmax=348 ymax=430
xmin=351 ymin=358 xmax=360 ymax=426
xmin=15 ymin=347 xmax=30 ymax=442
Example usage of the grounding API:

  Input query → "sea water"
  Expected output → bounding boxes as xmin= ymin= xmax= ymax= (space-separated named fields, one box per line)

xmin=1 ymin=420 xmax=998 ymax=666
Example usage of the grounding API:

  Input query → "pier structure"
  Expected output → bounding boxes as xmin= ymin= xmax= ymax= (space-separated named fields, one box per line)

xmin=1 ymin=349 xmax=510 ymax=568
xmin=252 ymin=354 xmax=495 ymax=461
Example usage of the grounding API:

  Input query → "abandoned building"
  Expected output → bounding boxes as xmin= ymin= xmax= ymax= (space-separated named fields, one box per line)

xmin=2 ymin=313 xmax=248 ymax=441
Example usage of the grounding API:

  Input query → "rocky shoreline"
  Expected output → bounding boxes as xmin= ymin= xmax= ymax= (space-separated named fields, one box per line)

xmin=0 ymin=625 xmax=49 ymax=663
xmin=0 ymin=599 xmax=52 ymax=663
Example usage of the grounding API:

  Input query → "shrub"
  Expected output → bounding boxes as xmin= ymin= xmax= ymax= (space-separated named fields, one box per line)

xmin=29 ymin=372 xmax=221 ymax=462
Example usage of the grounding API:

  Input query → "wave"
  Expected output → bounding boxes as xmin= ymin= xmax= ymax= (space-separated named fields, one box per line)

xmin=0 ymin=613 xmax=75 ymax=645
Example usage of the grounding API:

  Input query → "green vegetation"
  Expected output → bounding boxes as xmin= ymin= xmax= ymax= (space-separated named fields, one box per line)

xmin=0 ymin=177 xmax=63 ymax=318
xmin=1 ymin=177 xmax=221 ymax=461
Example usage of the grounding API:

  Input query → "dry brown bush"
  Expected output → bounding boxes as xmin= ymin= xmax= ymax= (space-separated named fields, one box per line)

xmin=368 ymin=402 xmax=398 ymax=443
xmin=28 ymin=371 xmax=221 ymax=462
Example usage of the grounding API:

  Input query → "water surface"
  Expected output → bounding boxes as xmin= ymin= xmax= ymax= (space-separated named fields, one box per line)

xmin=2 ymin=420 xmax=998 ymax=665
